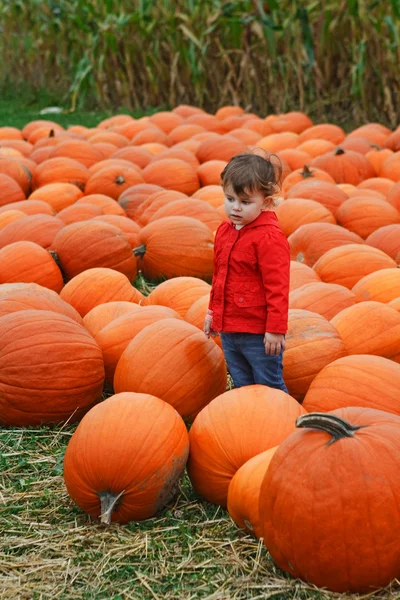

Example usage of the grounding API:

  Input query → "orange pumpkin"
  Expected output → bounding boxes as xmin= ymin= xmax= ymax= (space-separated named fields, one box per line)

xmin=150 ymin=148 xmax=200 ymax=172
xmin=32 ymin=157 xmax=89 ymax=191
xmin=49 ymin=139 xmax=103 ymax=168
xmin=95 ymin=306 xmax=181 ymax=382
xmin=275 ymin=198 xmax=336 ymax=236
xmin=298 ymin=123 xmax=345 ymax=145
xmin=259 ymin=407 xmax=400 ymax=593
xmin=63 ymin=392 xmax=189 ymax=524
xmin=184 ymin=293 xmax=222 ymax=349
xmin=143 ymin=158 xmax=200 ymax=195
xmin=288 ymin=222 xmax=363 ymax=266
xmin=313 ymin=244 xmax=396 ymax=288
xmin=93 ymin=215 xmax=140 ymax=247
xmin=289 ymin=282 xmax=356 ymax=320
xmin=0 ymin=199 xmax=55 ymax=217
xmin=0 ymin=209 xmax=26 ymax=230
xmin=29 ymin=182 xmax=84 ymax=212
xmin=191 ymin=184 xmax=225 ymax=207
xmin=148 ymin=111 xmax=184 ymax=133
xmin=227 ymin=447 xmax=278 ymax=538
xmin=143 ymin=276 xmax=210 ymax=317
xmin=357 ymin=177 xmax=394 ymax=197
xmin=387 ymin=181 xmax=400 ymax=211
xmin=335 ymin=195 xmax=400 ymax=238
xmin=281 ymin=165 xmax=335 ymax=196
xmin=331 ymin=301 xmax=400 ymax=359
xmin=278 ymin=149 xmax=311 ymax=171
xmin=289 ymin=261 xmax=321 ymax=290
xmin=312 ymin=148 xmax=376 ymax=185
xmin=285 ymin=180 xmax=348 ymax=215
xmin=197 ymin=160 xmax=227 ymax=186
xmin=60 ymin=267 xmax=143 ymax=316
xmin=196 ymin=135 xmax=246 ymax=163
xmin=0 ymin=157 xmax=32 ymax=195
xmin=51 ymin=220 xmax=137 ymax=281
xmin=0 ymin=214 xmax=64 ymax=249
xmin=303 ymin=354 xmax=400 ymax=415
xmin=0 ymin=309 xmax=104 ymax=426
xmin=365 ymin=148 xmax=394 ymax=175
xmin=133 ymin=190 xmax=187 ymax=226
xmin=187 ymin=384 xmax=305 ymax=507
xmin=112 ymin=146 xmax=153 ymax=168
xmin=0 ymin=241 xmax=63 ymax=292
xmin=114 ymin=318 xmax=227 ymax=419
xmin=134 ymin=216 xmax=214 ymax=282
xmin=365 ymin=224 xmax=400 ymax=261
xmin=283 ymin=309 xmax=346 ymax=400
xmin=57 ymin=202 xmax=103 ymax=224
xmin=0 ymin=284 xmax=82 ymax=323
xmin=351 ymin=268 xmax=400 ymax=303
xmin=149 ymin=197 xmax=223 ymax=231
xmin=0 ymin=173 xmax=26 ymax=207
xmin=118 ymin=183 xmax=163 ymax=219
xmin=83 ymin=301 xmax=142 ymax=337
xmin=77 ymin=194 xmax=126 ymax=216
xmin=84 ymin=165 xmax=144 ymax=200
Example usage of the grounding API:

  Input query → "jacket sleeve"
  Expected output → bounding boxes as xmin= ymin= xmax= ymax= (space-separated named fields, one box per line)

xmin=208 ymin=224 xmax=222 ymax=312
xmin=257 ymin=228 xmax=290 ymax=334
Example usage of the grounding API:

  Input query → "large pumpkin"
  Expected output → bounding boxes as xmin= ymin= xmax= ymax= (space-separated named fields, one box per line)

xmin=285 ymin=180 xmax=348 ymax=215
xmin=187 ymin=384 xmax=305 ymax=507
xmin=114 ymin=318 xmax=227 ymax=419
xmin=259 ymin=407 xmax=400 ymax=593
xmin=302 ymin=354 xmax=400 ymax=416
xmin=51 ymin=220 xmax=137 ymax=281
xmin=275 ymin=198 xmax=336 ymax=237
xmin=365 ymin=224 xmax=400 ymax=261
xmin=335 ymin=195 xmax=400 ymax=238
xmin=63 ymin=392 xmax=189 ymax=524
xmin=0 ymin=309 xmax=104 ymax=426
xmin=289 ymin=261 xmax=321 ymax=290
xmin=283 ymin=309 xmax=346 ymax=400
xmin=28 ymin=182 xmax=84 ymax=212
xmin=134 ymin=217 xmax=214 ymax=282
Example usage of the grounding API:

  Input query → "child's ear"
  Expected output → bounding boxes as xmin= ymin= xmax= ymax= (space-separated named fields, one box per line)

xmin=262 ymin=196 xmax=274 ymax=209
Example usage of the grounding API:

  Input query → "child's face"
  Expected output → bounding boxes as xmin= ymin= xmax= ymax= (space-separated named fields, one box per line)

xmin=223 ymin=184 xmax=273 ymax=228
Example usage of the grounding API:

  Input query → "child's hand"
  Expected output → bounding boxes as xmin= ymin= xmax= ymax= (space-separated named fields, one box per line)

xmin=204 ymin=309 xmax=218 ymax=339
xmin=264 ymin=332 xmax=286 ymax=356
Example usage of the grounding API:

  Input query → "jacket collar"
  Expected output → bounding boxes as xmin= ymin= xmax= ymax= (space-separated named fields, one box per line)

xmin=230 ymin=210 xmax=278 ymax=230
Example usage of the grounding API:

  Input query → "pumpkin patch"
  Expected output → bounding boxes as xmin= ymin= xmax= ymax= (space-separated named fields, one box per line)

xmin=1 ymin=105 xmax=400 ymax=597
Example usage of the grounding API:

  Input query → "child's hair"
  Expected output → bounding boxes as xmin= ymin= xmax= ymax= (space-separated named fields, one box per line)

xmin=220 ymin=151 xmax=282 ymax=198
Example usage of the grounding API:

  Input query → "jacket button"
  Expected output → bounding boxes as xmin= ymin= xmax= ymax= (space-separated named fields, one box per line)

xmin=238 ymin=297 xmax=244 ymax=303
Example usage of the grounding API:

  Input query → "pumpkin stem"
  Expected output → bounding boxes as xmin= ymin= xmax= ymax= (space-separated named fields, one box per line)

xmin=48 ymin=250 xmax=68 ymax=283
xmin=301 ymin=165 xmax=314 ymax=178
xmin=98 ymin=489 xmax=125 ymax=525
xmin=296 ymin=412 xmax=365 ymax=445
xmin=334 ymin=147 xmax=345 ymax=156
xmin=49 ymin=129 xmax=55 ymax=138
xmin=133 ymin=244 xmax=146 ymax=258
xmin=115 ymin=175 xmax=125 ymax=185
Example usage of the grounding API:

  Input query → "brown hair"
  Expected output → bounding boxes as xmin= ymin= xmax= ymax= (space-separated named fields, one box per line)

xmin=220 ymin=151 xmax=282 ymax=198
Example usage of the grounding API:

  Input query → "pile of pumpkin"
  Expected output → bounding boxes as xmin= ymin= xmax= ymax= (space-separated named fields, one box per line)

xmin=0 ymin=106 xmax=400 ymax=595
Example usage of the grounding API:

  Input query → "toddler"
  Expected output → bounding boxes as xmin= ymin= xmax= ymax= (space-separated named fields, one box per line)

xmin=204 ymin=153 xmax=290 ymax=392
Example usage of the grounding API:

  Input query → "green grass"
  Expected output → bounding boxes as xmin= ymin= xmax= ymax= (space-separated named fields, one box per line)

xmin=0 ymin=96 xmax=150 ymax=130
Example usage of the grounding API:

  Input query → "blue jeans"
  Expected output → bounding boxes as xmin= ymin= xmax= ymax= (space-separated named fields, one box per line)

xmin=220 ymin=332 xmax=288 ymax=393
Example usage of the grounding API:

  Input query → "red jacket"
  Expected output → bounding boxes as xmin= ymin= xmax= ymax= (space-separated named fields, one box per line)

xmin=208 ymin=211 xmax=290 ymax=334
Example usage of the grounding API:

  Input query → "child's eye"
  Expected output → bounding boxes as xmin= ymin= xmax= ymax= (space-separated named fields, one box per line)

xmin=242 ymin=201 xmax=250 ymax=205
xmin=226 ymin=196 xmax=234 ymax=202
